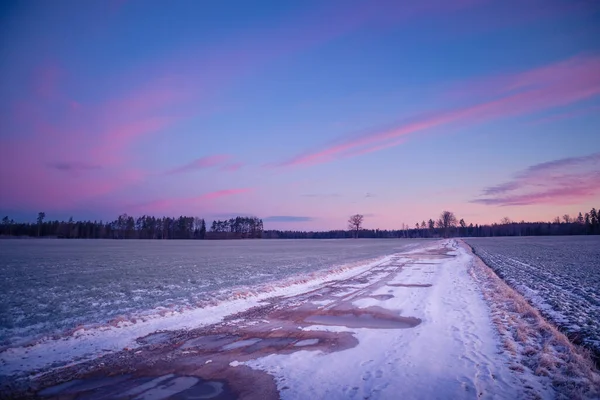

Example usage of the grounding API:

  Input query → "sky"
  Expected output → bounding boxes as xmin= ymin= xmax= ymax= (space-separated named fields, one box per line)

xmin=1 ymin=0 xmax=599 ymax=230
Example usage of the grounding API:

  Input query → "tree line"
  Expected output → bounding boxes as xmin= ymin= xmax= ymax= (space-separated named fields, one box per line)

xmin=2 ymin=207 xmax=598 ymax=240
xmin=266 ymin=208 xmax=600 ymax=239
xmin=0 ymin=213 xmax=264 ymax=239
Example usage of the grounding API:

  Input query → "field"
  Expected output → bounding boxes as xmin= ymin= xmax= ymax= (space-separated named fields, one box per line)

xmin=0 ymin=239 xmax=424 ymax=352
xmin=465 ymin=236 xmax=600 ymax=356
xmin=3 ymin=239 xmax=599 ymax=399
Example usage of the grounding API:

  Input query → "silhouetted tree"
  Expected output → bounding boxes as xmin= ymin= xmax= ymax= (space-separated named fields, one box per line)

xmin=436 ymin=211 xmax=457 ymax=238
xmin=36 ymin=212 xmax=45 ymax=237
xmin=348 ymin=214 xmax=364 ymax=238
xmin=500 ymin=217 xmax=511 ymax=225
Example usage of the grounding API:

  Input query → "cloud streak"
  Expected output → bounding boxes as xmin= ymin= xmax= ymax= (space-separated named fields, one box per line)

xmin=220 ymin=162 xmax=244 ymax=172
xmin=48 ymin=161 xmax=101 ymax=172
xmin=300 ymin=193 xmax=342 ymax=198
xmin=167 ymin=155 xmax=231 ymax=174
xmin=472 ymin=152 xmax=600 ymax=206
xmin=134 ymin=188 xmax=253 ymax=214
xmin=274 ymin=54 xmax=600 ymax=167
xmin=0 ymin=63 xmax=184 ymax=211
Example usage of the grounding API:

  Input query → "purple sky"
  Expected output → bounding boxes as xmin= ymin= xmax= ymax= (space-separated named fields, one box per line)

xmin=1 ymin=0 xmax=599 ymax=230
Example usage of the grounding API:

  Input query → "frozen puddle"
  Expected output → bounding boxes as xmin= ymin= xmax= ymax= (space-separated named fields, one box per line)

xmin=181 ymin=334 xmax=239 ymax=350
xmin=305 ymin=307 xmax=421 ymax=329
xmin=294 ymin=339 xmax=319 ymax=347
xmin=221 ymin=338 xmax=262 ymax=351
xmin=367 ymin=294 xmax=394 ymax=300
xmin=39 ymin=374 xmax=229 ymax=399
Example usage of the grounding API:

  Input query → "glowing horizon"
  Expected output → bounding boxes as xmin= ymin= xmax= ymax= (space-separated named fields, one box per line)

xmin=1 ymin=0 xmax=599 ymax=230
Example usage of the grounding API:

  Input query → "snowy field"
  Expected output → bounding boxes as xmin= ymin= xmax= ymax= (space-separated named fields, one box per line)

xmin=465 ymin=236 xmax=600 ymax=356
xmin=0 ymin=239 xmax=425 ymax=377
xmin=0 ymin=239 xmax=425 ymax=351
xmin=4 ymin=239 xmax=598 ymax=399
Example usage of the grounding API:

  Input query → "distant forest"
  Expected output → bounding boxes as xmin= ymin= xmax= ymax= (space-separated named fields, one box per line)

xmin=0 ymin=214 xmax=263 ymax=239
xmin=1 ymin=207 xmax=598 ymax=239
xmin=265 ymin=208 xmax=600 ymax=239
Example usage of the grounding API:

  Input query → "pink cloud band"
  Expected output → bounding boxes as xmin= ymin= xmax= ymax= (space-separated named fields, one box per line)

xmin=472 ymin=152 xmax=600 ymax=206
xmin=275 ymin=54 xmax=600 ymax=167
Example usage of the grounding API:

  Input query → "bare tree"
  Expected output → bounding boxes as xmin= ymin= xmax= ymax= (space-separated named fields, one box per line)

xmin=500 ymin=217 xmax=512 ymax=225
xmin=436 ymin=210 xmax=457 ymax=238
xmin=562 ymin=214 xmax=571 ymax=224
xmin=347 ymin=214 xmax=364 ymax=238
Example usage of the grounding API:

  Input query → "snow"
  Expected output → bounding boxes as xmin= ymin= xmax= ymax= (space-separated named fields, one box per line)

xmin=0 ymin=253 xmax=395 ymax=377
xmin=465 ymin=236 xmax=600 ymax=354
xmin=237 ymin=240 xmax=549 ymax=399
xmin=10 ymin=238 xmax=595 ymax=399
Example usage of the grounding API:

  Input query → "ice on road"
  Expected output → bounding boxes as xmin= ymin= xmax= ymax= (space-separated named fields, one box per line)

xmin=241 ymin=239 xmax=548 ymax=399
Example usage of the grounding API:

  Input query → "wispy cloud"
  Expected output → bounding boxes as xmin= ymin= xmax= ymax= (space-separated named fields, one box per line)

xmin=472 ymin=152 xmax=600 ymax=206
xmin=220 ymin=162 xmax=244 ymax=172
xmin=273 ymin=54 xmax=600 ymax=167
xmin=0 ymin=59 xmax=192 ymax=211
xmin=48 ymin=161 xmax=101 ymax=172
xmin=167 ymin=155 xmax=231 ymax=175
xmin=300 ymin=193 xmax=342 ymax=198
xmin=263 ymin=216 xmax=314 ymax=222
xmin=134 ymin=188 xmax=253 ymax=213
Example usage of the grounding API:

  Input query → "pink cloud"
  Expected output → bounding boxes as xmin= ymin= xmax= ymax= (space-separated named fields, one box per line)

xmin=275 ymin=54 xmax=600 ymax=167
xmin=221 ymin=162 xmax=244 ymax=172
xmin=134 ymin=188 xmax=253 ymax=214
xmin=199 ymin=188 xmax=252 ymax=201
xmin=167 ymin=155 xmax=232 ymax=175
xmin=472 ymin=152 xmax=600 ymax=206
xmin=0 ymin=63 xmax=189 ymax=212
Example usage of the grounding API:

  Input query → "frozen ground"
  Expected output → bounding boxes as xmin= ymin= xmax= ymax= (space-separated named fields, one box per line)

xmin=465 ymin=236 xmax=600 ymax=355
xmin=6 ymin=239 xmax=595 ymax=399
xmin=0 ymin=239 xmax=424 ymax=351
xmin=0 ymin=250 xmax=404 ymax=377
xmin=241 ymin=240 xmax=547 ymax=399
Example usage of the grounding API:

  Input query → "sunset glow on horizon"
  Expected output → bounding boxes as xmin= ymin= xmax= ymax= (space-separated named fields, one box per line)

xmin=1 ymin=0 xmax=599 ymax=230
